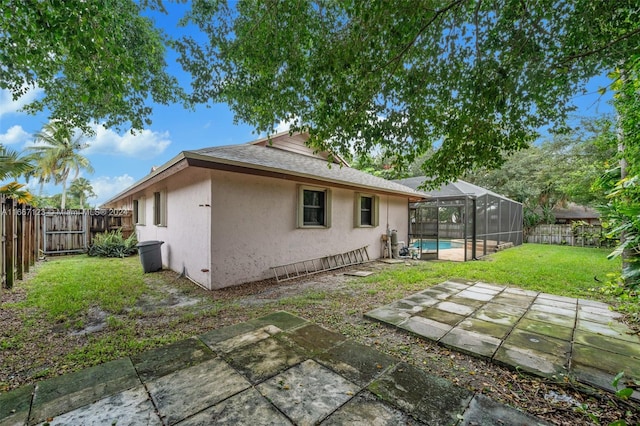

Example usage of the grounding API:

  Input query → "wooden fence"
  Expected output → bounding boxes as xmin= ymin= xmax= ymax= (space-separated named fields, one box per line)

xmin=42 ymin=209 xmax=132 ymax=255
xmin=526 ymin=224 xmax=613 ymax=247
xmin=1 ymin=198 xmax=132 ymax=290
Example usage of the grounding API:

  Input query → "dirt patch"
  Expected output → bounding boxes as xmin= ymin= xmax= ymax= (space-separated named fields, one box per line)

xmin=1 ymin=261 xmax=638 ymax=425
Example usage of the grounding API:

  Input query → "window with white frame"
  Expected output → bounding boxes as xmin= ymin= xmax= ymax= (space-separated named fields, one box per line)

xmin=153 ymin=190 xmax=167 ymax=226
xmin=297 ymin=186 xmax=331 ymax=228
xmin=354 ymin=193 xmax=379 ymax=227
xmin=133 ymin=196 xmax=145 ymax=225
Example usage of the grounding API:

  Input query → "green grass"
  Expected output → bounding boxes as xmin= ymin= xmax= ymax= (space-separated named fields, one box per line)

xmin=359 ymin=244 xmax=621 ymax=299
xmin=20 ymin=255 xmax=147 ymax=322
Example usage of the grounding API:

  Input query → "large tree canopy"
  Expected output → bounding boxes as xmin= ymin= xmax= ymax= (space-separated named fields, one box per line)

xmin=176 ymin=0 xmax=640 ymax=187
xmin=0 ymin=0 xmax=184 ymax=132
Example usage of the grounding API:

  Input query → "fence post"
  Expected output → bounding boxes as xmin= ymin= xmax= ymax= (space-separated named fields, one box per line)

xmin=16 ymin=204 xmax=24 ymax=280
xmin=4 ymin=199 xmax=15 ymax=289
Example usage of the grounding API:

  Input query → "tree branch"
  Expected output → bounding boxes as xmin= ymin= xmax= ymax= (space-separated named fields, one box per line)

xmin=474 ymin=0 xmax=482 ymax=65
xmin=382 ymin=0 xmax=466 ymax=70
xmin=559 ymin=27 xmax=640 ymax=66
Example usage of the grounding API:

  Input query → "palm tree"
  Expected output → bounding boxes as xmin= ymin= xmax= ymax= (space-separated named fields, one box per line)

xmin=0 ymin=182 xmax=33 ymax=204
xmin=24 ymin=153 xmax=56 ymax=196
xmin=0 ymin=144 xmax=35 ymax=204
xmin=69 ymin=177 xmax=96 ymax=208
xmin=29 ymin=122 xmax=94 ymax=209
xmin=0 ymin=144 xmax=33 ymax=180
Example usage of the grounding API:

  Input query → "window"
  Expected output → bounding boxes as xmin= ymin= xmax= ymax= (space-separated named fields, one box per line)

xmin=153 ymin=190 xmax=167 ymax=226
xmin=354 ymin=193 xmax=379 ymax=227
xmin=297 ymin=186 xmax=331 ymax=228
xmin=133 ymin=197 xmax=145 ymax=225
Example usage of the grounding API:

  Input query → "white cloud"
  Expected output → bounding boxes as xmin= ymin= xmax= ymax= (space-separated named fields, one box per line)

xmin=91 ymin=174 xmax=135 ymax=207
xmin=85 ymin=124 xmax=171 ymax=158
xmin=0 ymin=125 xmax=30 ymax=145
xmin=274 ymin=118 xmax=295 ymax=134
xmin=0 ymin=87 xmax=43 ymax=117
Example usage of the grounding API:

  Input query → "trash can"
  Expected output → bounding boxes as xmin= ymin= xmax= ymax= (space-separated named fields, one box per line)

xmin=137 ymin=240 xmax=164 ymax=273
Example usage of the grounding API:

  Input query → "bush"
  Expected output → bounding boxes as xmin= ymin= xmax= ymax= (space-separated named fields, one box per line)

xmin=88 ymin=230 xmax=138 ymax=258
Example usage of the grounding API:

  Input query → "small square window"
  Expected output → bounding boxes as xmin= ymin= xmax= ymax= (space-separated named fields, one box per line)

xmin=133 ymin=197 xmax=145 ymax=225
xmin=153 ymin=191 xmax=167 ymax=226
xmin=297 ymin=186 xmax=331 ymax=228
xmin=355 ymin=193 xmax=379 ymax=227
xmin=360 ymin=196 xmax=373 ymax=226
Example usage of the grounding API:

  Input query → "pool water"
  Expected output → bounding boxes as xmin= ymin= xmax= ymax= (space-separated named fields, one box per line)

xmin=413 ymin=240 xmax=461 ymax=251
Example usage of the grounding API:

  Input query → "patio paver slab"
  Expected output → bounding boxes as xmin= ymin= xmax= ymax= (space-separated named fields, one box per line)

xmin=321 ymin=391 xmax=420 ymax=425
xmin=224 ymin=335 xmax=306 ymax=384
xmin=131 ymin=336 xmax=215 ymax=382
xmin=29 ymin=358 xmax=140 ymax=425
xmin=368 ymin=362 xmax=473 ymax=425
xmin=365 ymin=281 xmax=637 ymax=399
xmin=440 ymin=327 xmax=502 ymax=358
xmin=176 ymin=387 xmax=292 ymax=426
xmin=399 ymin=315 xmax=452 ymax=340
xmin=147 ymin=357 xmax=251 ymax=425
xmin=514 ymin=318 xmax=574 ymax=341
xmin=257 ymin=359 xmax=360 ymax=425
xmin=0 ymin=384 xmax=33 ymax=426
xmin=39 ymin=385 xmax=160 ymax=426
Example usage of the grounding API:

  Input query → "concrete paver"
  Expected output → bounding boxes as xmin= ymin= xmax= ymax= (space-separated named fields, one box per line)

xmin=0 ymin=309 xmax=562 ymax=425
xmin=40 ymin=386 xmax=159 ymax=426
xmin=365 ymin=282 xmax=640 ymax=400
xmin=368 ymin=362 xmax=473 ymax=425
xmin=29 ymin=358 xmax=140 ymax=425
xmin=257 ymin=359 xmax=360 ymax=425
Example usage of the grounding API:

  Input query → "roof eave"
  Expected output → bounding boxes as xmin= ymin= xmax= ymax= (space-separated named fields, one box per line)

xmin=100 ymin=152 xmax=187 ymax=206
xmin=183 ymin=151 xmax=425 ymax=200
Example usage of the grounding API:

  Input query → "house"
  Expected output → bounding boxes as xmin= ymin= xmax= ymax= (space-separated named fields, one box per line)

xmin=102 ymin=132 xmax=425 ymax=289
xmin=552 ymin=203 xmax=600 ymax=225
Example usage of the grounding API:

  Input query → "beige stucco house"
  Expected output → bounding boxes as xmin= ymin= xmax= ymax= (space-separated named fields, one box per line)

xmin=103 ymin=132 xmax=425 ymax=289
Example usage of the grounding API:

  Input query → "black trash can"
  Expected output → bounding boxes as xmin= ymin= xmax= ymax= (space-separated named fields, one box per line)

xmin=137 ymin=240 xmax=164 ymax=273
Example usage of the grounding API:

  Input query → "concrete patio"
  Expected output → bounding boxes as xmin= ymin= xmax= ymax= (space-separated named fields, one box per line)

xmin=0 ymin=310 xmax=552 ymax=426
xmin=365 ymin=280 xmax=640 ymax=399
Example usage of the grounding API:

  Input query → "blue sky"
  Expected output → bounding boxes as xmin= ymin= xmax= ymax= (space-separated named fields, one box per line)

xmin=0 ymin=4 xmax=615 ymax=207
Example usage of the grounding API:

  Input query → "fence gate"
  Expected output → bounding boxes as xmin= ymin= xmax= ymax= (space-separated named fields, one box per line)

xmin=42 ymin=210 xmax=87 ymax=255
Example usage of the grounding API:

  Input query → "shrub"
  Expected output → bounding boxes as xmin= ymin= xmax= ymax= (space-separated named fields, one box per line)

xmin=88 ymin=230 xmax=138 ymax=258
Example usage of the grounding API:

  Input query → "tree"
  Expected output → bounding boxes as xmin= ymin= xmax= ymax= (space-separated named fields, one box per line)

xmin=175 ymin=1 xmax=640 ymax=187
xmin=0 ymin=182 xmax=33 ymax=204
xmin=465 ymin=119 xmax=617 ymax=227
xmin=69 ymin=177 xmax=96 ymax=209
xmin=0 ymin=0 xmax=184 ymax=133
xmin=29 ymin=122 xmax=94 ymax=209
xmin=351 ymin=152 xmax=408 ymax=180
xmin=0 ymin=144 xmax=32 ymax=180
xmin=596 ymin=59 xmax=640 ymax=290
xmin=0 ymin=144 xmax=34 ymax=204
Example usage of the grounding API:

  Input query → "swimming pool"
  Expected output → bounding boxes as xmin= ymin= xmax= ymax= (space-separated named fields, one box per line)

xmin=413 ymin=240 xmax=462 ymax=251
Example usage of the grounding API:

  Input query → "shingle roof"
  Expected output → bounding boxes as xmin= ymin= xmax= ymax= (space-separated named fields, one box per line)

xmin=394 ymin=177 xmax=513 ymax=200
xmin=187 ymin=144 xmax=424 ymax=198
xmin=552 ymin=203 xmax=600 ymax=219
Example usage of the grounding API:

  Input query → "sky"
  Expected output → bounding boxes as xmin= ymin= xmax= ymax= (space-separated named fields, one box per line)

xmin=0 ymin=3 xmax=616 ymax=207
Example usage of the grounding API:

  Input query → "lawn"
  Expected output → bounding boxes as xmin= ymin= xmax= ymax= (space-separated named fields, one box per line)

xmin=12 ymin=244 xmax=620 ymax=326
xmin=0 ymin=243 xmax=633 ymax=425
xmin=357 ymin=244 xmax=621 ymax=301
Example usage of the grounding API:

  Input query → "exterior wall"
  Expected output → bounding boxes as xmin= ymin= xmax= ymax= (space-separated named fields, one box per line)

xmin=126 ymin=168 xmax=212 ymax=289
xmin=209 ymin=170 xmax=408 ymax=289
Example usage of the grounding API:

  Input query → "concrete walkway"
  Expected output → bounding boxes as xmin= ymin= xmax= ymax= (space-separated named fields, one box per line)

xmin=0 ymin=311 xmax=552 ymax=426
xmin=365 ymin=280 xmax=640 ymax=399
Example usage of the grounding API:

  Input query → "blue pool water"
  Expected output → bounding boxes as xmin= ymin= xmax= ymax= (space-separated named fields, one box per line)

xmin=413 ymin=240 xmax=460 ymax=251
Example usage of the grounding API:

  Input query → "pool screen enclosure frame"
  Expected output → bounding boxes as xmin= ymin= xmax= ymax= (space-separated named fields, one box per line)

xmin=409 ymin=193 xmax=523 ymax=261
